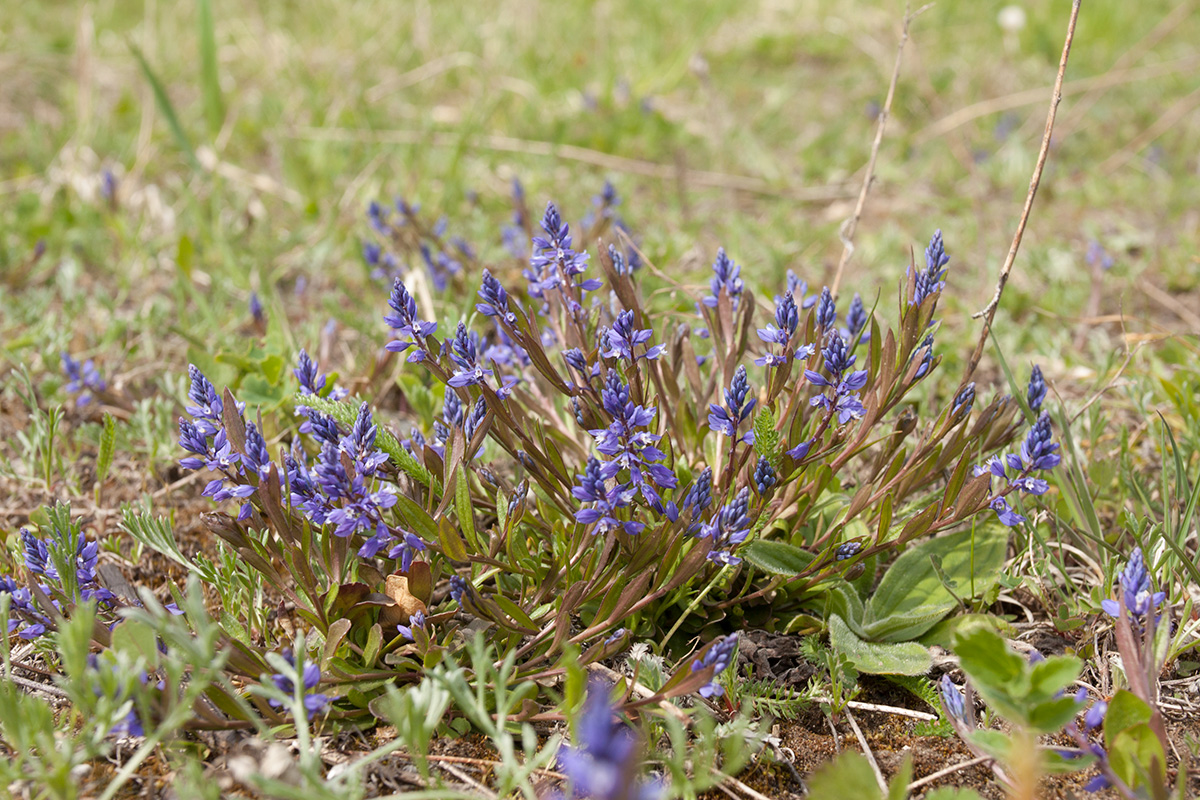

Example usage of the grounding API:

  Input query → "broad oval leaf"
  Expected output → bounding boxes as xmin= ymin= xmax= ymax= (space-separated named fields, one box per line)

xmin=740 ymin=540 xmax=814 ymax=576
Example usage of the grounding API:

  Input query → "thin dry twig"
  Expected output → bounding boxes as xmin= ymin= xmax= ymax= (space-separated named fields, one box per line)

xmin=844 ymin=706 xmax=887 ymax=794
xmin=906 ymin=755 xmax=994 ymax=791
xmin=965 ymin=0 xmax=1082 ymax=382
xmin=808 ymin=696 xmax=938 ymax=721
xmin=712 ymin=769 xmax=776 ymax=800
xmin=830 ymin=4 xmax=930 ymax=299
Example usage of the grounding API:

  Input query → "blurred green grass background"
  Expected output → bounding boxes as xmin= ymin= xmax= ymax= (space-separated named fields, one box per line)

xmin=2 ymin=0 xmax=1198 ymax=381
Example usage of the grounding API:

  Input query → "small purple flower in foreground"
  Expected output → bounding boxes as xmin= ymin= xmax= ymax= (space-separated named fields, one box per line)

xmin=756 ymin=292 xmax=815 ymax=367
xmin=572 ymin=456 xmax=643 ymax=536
xmin=752 ymin=457 xmax=776 ymax=495
xmin=601 ymin=310 xmax=664 ymax=362
xmin=0 ymin=576 xmax=54 ymax=639
xmin=815 ymin=287 xmax=836 ymax=331
xmin=398 ymin=610 xmax=426 ymax=641
xmin=61 ymin=352 xmax=106 ymax=404
xmin=777 ymin=270 xmax=819 ymax=309
xmin=698 ymin=489 xmax=751 ymax=565
xmin=836 ymin=541 xmax=862 ymax=561
xmin=951 ymin=382 xmax=976 ymax=420
xmin=558 ymin=678 xmax=663 ymax=800
xmin=911 ymin=229 xmax=950 ymax=306
xmin=384 ymin=278 xmax=437 ymax=362
xmin=806 ymin=332 xmax=868 ymax=424
xmin=590 ymin=372 xmax=676 ymax=503
xmin=1013 ymin=412 xmax=1061 ymax=472
xmin=476 ymin=269 xmax=517 ymax=325
xmin=702 ymin=248 xmax=744 ymax=310
xmin=843 ymin=293 xmax=870 ymax=342
xmin=447 ymin=322 xmax=494 ymax=388
xmin=1100 ymin=547 xmax=1166 ymax=623
xmin=708 ymin=365 xmax=756 ymax=444
xmin=270 ymin=649 xmax=331 ymax=718
xmin=940 ymin=675 xmax=966 ymax=721
xmin=691 ymin=633 xmax=738 ymax=698
xmin=1027 ymin=364 xmax=1047 ymax=411
xmin=249 ymin=292 xmax=265 ymax=324
xmin=912 ymin=335 xmax=935 ymax=380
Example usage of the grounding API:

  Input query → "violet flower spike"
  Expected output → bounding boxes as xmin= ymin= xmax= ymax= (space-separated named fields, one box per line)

xmin=447 ymin=321 xmax=495 ymax=387
xmin=815 ymin=286 xmax=836 ymax=331
xmin=691 ymin=633 xmax=738 ymax=698
xmin=1027 ymin=364 xmax=1047 ymax=411
xmin=1101 ymin=547 xmax=1166 ymax=622
xmin=702 ymin=248 xmax=744 ymax=309
xmin=601 ymin=309 xmax=664 ymax=362
xmin=698 ymin=489 xmax=751 ymax=565
xmin=269 ymin=649 xmax=332 ymax=718
xmin=384 ymin=277 xmax=437 ymax=362
xmin=708 ymin=365 xmax=756 ymax=444
xmin=558 ymin=677 xmax=663 ymax=800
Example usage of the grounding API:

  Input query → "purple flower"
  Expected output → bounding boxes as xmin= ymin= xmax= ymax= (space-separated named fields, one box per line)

xmin=186 ymin=364 xmax=227 ymax=435
xmin=752 ymin=457 xmax=776 ymax=495
xmin=836 ymin=541 xmax=862 ymax=561
xmin=758 ymin=292 xmax=799 ymax=346
xmin=447 ymin=322 xmax=494 ymax=388
xmin=589 ymin=372 xmax=676 ymax=503
xmin=952 ymin=382 xmax=976 ymax=419
xmin=249 ymin=292 xmax=265 ymax=324
xmin=843 ymin=293 xmax=870 ymax=342
xmin=806 ymin=333 xmax=868 ymax=423
xmin=384 ymin=278 xmax=437 ymax=361
xmin=1014 ymin=412 xmax=1061 ymax=471
xmin=449 ymin=575 xmax=470 ymax=605
xmin=558 ymin=678 xmax=663 ymax=800
xmin=476 ymin=269 xmax=516 ymax=325
xmin=708 ymin=366 xmax=756 ymax=443
xmin=0 ymin=576 xmax=54 ymax=640
xmin=601 ymin=310 xmax=663 ymax=362
xmin=786 ymin=439 xmax=812 ymax=461
xmin=61 ymin=352 xmax=106 ymax=404
xmin=911 ymin=229 xmax=950 ymax=306
xmin=269 ymin=649 xmax=332 ymax=718
xmin=526 ymin=202 xmax=601 ymax=308
xmin=698 ymin=489 xmax=751 ymax=565
xmin=989 ymin=496 xmax=1026 ymax=527
xmin=912 ymin=335 xmax=935 ymax=380
xmin=691 ymin=633 xmax=738 ymax=698
xmin=572 ymin=456 xmax=643 ymax=536
xmin=1101 ymin=547 xmax=1166 ymax=622
xmin=1027 ymin=365 xmax=1047 ymax=411
xmin=702 ymin=248 xmax=744 ymax=309
xmin=340 ymin=402 xmax=389 ymax=476
xmin=398 ymin=610 xmax=426 ymax=641
xmin=815 ymin=287 xmax=836 ymax=331
xmin=940 ymin=675 xmax=966 ymax=721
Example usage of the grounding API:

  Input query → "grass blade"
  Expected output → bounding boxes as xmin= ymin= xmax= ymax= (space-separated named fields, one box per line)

xmin=198 ymin=0 xmax=224 ymax=137
xmin=129 ymin=42 xmax=199 ymax=168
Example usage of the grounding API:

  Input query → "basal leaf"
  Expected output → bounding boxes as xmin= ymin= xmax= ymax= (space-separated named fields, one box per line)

xmin=827 ymin=614 xmax=931 ymax=675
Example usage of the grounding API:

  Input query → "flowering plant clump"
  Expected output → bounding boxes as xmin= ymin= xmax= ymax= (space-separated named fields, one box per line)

xmin=3 ymin=186 xmax=1067 ymax=736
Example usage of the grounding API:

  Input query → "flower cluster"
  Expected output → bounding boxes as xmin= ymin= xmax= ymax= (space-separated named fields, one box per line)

xmin=589 ymin=371 xmax=676 ymax=504
xmin=975 ymin=411 xmax=1060 ymax=526
xmin=702 ymin=248 xmax=744 ymax=310
xmin=805 ymin=332 xmax=868 ymax=424
xmin=691 ymin=632 xmax=738 ymax=698
xmin=557 ymin=678 xmax=662 ymax=800
xmin=708 ymin=366 xmax=756 ymax=443
xmin=384 ymin=278 xmax=438 ymax=362
xmin=697 ymin=489 xmax=751 ymax=565
xmin=1100 ymin=547 xmax=1165 ymax=626
xmin=911 ymin=229 xmax=950 ymax=306
xmin=269 ymin=649 xmax=332 ymax=718
xmin=61 ymin=352 xmax=106 ymax=404
xmin=601 ymin=310 xmax=664 ymax=363
xmin=573 ymin=456 xmax=642 ymax=536
xmin=756 ymin=292 xmax=815 ymax=368
xmin=525 ymin=202 xmax=602 ymax=316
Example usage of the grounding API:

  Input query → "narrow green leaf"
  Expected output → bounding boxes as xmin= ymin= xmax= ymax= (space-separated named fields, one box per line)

xmin=453 ymin=466 xmax=478 ymax=550
xmin=128 ymin=43 xmax=199 ymax=167
xmin=197 ymin=0 xmax=224 ymax=137
xmin=96 ymin=412 xmax=117 ymax=485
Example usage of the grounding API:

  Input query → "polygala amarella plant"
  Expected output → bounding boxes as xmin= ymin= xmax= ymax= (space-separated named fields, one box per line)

xmin=4 ymin=186 xmax=1062 ymax=729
